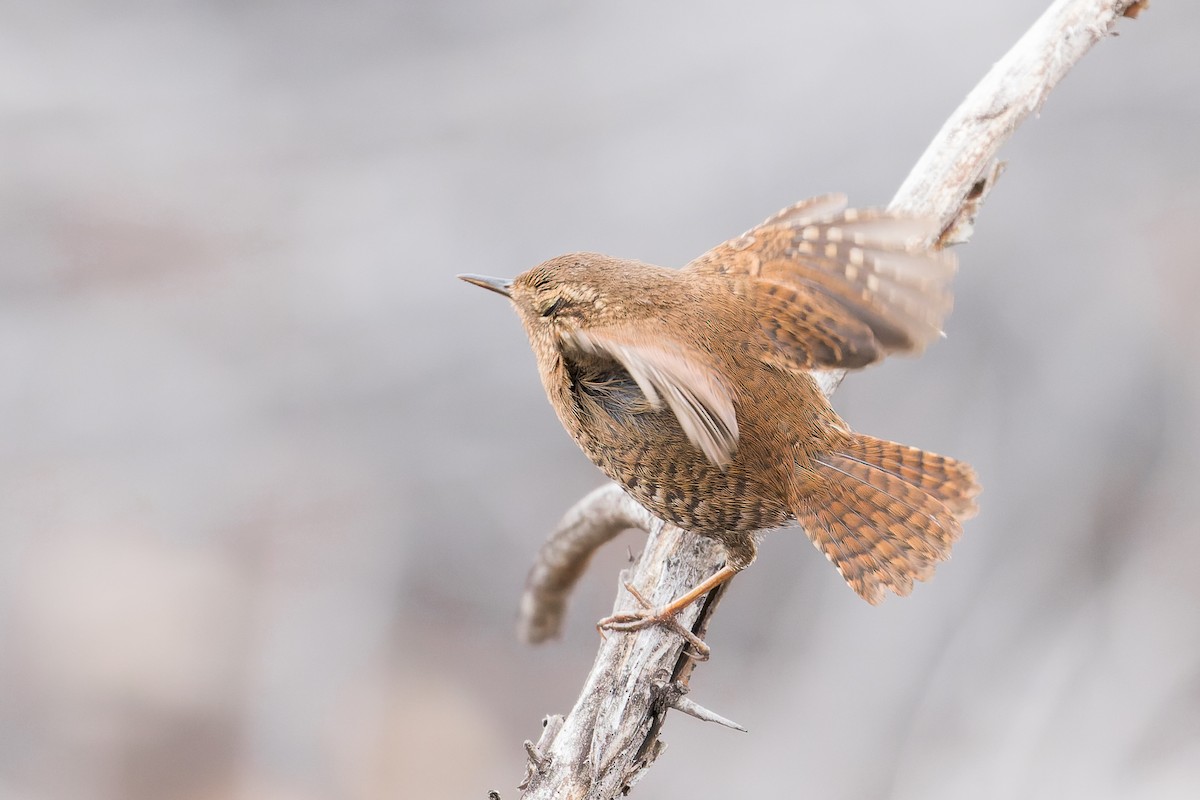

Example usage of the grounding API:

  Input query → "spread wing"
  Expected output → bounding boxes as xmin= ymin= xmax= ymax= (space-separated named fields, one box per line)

xmin=684 ymin=193 xmax=957 ymax=373
xmin=562 ymin=327 xmax=739 ymax=466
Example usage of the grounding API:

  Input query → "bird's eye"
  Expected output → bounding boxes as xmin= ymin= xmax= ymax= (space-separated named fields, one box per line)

xmin=541 ymin=297 xmax=565 ymax=317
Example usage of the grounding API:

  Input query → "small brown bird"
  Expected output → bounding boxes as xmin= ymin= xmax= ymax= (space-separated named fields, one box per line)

xmin=460 ymin=194 xmax=979 ymax=635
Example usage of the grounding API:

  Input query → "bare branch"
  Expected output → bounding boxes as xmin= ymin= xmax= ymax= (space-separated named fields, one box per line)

xmin=518 ymin=484 xmax=655 ymax=644
xmin=511 ymin=2 xmax=1144 ymax=797
xmin=890 ymin=0 xmax=1144 ymax=233
xmin=519 ymin=515 xmax=726 ymax=798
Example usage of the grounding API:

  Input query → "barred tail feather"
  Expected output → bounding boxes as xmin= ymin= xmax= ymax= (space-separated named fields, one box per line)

xmin=838 ymin=436 xmax=981 ymax=519
xmin=794 ymin=434 xmax=980 ymax=604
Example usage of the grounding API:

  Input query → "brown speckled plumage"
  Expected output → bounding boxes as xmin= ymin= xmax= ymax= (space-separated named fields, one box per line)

xmin=461 ymin=194 xmax=979 ymax=607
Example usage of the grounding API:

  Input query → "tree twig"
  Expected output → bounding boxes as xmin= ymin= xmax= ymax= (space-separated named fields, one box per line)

xmin=508 ymin=2 xmax=1144 ymax=797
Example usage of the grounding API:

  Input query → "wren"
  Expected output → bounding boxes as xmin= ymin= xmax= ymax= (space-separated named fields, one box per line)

xmin=460 ymin=194 xmax=979 ymax=636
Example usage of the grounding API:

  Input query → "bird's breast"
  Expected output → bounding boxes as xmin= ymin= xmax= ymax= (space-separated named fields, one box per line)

xmin=546 ymin=353 xmax=800 ymax=534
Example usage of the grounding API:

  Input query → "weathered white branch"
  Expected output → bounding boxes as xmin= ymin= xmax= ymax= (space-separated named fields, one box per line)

xmin=891 ymin=0 xmax=1146 ymax=233
xmin=510 ymin=2 xmax=1144 ymax=797
xmin=518 ymin=484 xmax=654 ymax=645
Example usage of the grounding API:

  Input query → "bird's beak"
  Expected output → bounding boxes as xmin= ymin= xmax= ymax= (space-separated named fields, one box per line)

xmin=458 ymin=274 xmax=513 ymax=298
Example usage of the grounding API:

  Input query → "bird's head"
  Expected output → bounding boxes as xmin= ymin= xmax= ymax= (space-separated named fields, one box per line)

xmin=459 ymin=253 xmax=663 ymax=355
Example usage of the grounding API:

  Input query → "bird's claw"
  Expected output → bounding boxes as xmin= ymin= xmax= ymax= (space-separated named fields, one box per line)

xmin=595 ymin=581 xmax=712 ymax=661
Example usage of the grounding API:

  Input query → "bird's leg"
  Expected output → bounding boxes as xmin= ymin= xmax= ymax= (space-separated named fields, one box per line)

xmin=598 ymin=566 xmax=740 ymax=660
xmin=597 ymin=536 xmax=756 ymax=660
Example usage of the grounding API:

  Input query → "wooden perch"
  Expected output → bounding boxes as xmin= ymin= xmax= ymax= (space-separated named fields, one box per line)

xmin=505 ymin=2 xmax=1146 ymax=797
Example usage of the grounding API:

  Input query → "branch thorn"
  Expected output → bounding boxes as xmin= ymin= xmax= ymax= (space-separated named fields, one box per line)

xmin=654 ymin=679 xmax=747 ymax=733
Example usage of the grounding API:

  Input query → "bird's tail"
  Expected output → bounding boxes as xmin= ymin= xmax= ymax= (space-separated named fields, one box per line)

xmin=792 ymin=433 xmax=980 ymax=604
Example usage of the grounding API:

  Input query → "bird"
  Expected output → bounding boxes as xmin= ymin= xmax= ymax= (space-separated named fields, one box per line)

xmin=460 ymin=193 xmax=979 ymax=643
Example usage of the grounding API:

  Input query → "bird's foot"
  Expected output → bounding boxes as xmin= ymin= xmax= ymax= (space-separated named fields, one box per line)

xmin=596 ymin=581 xmax=711 ymax=661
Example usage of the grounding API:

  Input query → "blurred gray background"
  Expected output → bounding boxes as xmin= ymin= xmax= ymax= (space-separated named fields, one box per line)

xmin=2 ymin=1 xmax=1198 ymax=798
